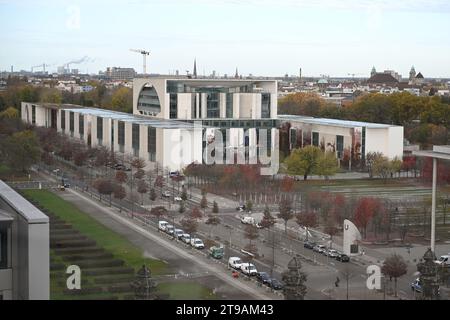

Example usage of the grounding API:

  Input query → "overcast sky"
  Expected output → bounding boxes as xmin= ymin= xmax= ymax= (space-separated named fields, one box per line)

xmin=1 ymin=0 xmax=450 ymax=77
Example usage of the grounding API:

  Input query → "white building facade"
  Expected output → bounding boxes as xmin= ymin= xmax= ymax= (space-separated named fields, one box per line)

xmin=0 ymin=181 xmax=49 ymax=300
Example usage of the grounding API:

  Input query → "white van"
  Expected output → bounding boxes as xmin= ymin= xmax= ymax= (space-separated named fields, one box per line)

xmin=240 ymin=263 xmax=258 ymax=276
xmin=228 ymin=257 xmax=243 ymax=270
xmin=158 ymin=221 xmax=169 ymax=232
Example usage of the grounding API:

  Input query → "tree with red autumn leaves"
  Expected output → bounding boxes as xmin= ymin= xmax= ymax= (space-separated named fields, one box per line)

xmin=280 ymin=176 xmax=295 ymax=193
xmin=354 ymin=197 xmax=383 ymax=239
xmin=421 ymin=157 xmax=450 ymax=185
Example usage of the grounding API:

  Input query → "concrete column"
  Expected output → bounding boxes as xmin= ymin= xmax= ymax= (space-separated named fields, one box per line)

xmin=431 ymin=158 xmax=437 ymax=253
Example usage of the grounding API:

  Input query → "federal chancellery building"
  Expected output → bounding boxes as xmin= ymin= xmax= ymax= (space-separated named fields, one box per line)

xmin=21 ymin=76 xmax=403 ymax=172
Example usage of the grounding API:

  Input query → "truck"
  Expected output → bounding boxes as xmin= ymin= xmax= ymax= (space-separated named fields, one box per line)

xmin=209 ymin=245 xmax=224 ymax=259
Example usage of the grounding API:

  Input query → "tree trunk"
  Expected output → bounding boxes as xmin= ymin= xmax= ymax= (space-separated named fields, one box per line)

xmin=394 ymin=278 xmax=398 ymax=297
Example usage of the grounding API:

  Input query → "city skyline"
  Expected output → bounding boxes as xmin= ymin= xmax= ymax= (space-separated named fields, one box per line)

xmin=1 ymin=0 xmax=450 ymax=77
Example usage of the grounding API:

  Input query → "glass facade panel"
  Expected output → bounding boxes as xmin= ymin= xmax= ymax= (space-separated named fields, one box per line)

xmin=137 ymin=85 xmax=161 ymax=114
xmin=336 ymin=135 xmax=344 ymax=159
xmin=61 ymin=110 xmax=65 ymax=131
xmin=132 ymin=123 xmax=140 ymax=153
xmin=69 ymin=112 xmax=74 ymax=133
xmin=97 ymin=117 xmax=103 ymax=145
xmin=226 ymin=93 xmax=233 ymax=118
xmin=261 ymin=93 xmax=271 ymax=118
xmin=79 ymin=115 xmax=84 ymax=139
xmin=148 ymin=127 xmax=156 ymax=161
xmin=312 ymin=132 xmax=319 ymax=147
xmin=170 ymin=94 xmax=178 ymax=119
xmin=118 ymin=121 xmax=125 ymax=151
xmin=32 ymin=105 xmax=36 ymax=124
xmin=206 ymin=93 xmax=219 ymax=118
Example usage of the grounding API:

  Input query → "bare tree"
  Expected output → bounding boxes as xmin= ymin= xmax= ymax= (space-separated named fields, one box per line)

xmin=278 ymin=198 xmax=293 ymax=233
xmin=381 ymin=254 xmax=408 ymax=297
xmin=113 ymin=184 xmax=126 ymax=212
xmin=137 ymin=179 xmax=148 ymax=205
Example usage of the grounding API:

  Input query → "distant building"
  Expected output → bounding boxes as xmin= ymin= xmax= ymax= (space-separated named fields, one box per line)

xmin=367 ymin=72 xmax=400 ymax=86
xmin=0 ymin=180 xmax=49 ymax=300
xmin=106 ymin=67 xmax=136 ymax=80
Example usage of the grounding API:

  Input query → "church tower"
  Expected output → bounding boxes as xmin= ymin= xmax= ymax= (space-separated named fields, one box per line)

xmin=409 ymin=66 xmax=416 ymax=81
xmin=371 ymin=66 xmax=377 ymax=78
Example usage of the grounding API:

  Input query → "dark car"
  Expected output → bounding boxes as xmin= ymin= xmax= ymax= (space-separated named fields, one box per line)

xmin=256 ymin=272 xmax=271 ymax=285
xmin=269 ymin=279 xmax=284 ymax=290
xmin=304 ymin=241 xmax=316 ymax=249
xmin=336 ymin=253 xmax=350 ymax=262
xmin=236 ymin=204 xmax=246 ymax=212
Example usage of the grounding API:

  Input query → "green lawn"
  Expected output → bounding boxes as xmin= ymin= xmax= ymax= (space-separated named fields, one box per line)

xmin=22 ymin=189 xmax=216 ymax=300
xmin=23 ymin=189 xmax=166 ymax=274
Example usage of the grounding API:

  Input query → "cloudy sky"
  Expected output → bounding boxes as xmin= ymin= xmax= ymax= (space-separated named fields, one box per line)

xmin=1 ymin=0 xmax=450 ymax=77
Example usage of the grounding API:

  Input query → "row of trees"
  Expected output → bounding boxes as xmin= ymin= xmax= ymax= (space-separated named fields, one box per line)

xmin=0 ymin=80 xmax=133 ymax=114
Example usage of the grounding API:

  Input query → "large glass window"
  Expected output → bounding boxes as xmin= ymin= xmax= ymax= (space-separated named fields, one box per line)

xmin=148 ymin=127 xmax=156 ymax=161
xmin=79 ymin=114 xmax=84 ymax=139
xmin=336 ymin=135 xmax=344 ymax=159
xmin=32 ymin=105 xmax=36 ymax=124
xmin=170 ymin=94 xmax=178 ymax=119
xmin=207 ymin=93 xmax=219 ymax=118
xmin=191 ymin=94 xmax=197 ymax=119
xmin=312 ymin=132 xmax=319 ymax=147
xmin=0 ymin=222 xmax=11 ymax=269
xmin=132 ymin=124 xmax=140 ymax=156
xmin=261 ymin=93 xmax=271 ymax=118
xmin=61 ymin=110 xmax=65 ymax=131
xmin=97 ymin=117 xmax=103 ymax=145
xmin=290 ymin=128 xmax=297 ymax=149
xmin=137 ymin=85 xmax=161 ymax=114
xmin=118 ymin=121 xmax=125 ymax=152
xmin=69 ymin=112 xmax=74 ymax=134
xmin=226 ymin=93 xmax=233 ymax=118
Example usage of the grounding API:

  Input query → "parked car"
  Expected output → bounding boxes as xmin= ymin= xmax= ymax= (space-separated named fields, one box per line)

xmin=313 ymin=245 xmax=326 ymax=254
xmin=228 ymin=257 xmax=243 ymax=270
xmin=326 ymin=249 xmax=339 ymax=258
xmin=158 ymin=220 xmax=169 ymax=232
xmin=236 ymin=204 xmax=246 ymax=212
xmin=435 ymin=254 xmax=450 ymax=266
xmin=174 ymin=196 xmax=182 ymax=202
xmin=181 ymin=233 xmax=191 ymax=244
xmin=241 ymin=216 xmax=255 ymax=225
xmin=165 ymin=224 xmax=174 ymax=235
xmin=269 ymin=278 xmax=284 ymax=290
xmin=256 ymin=272 xmax=271 ymax=285
xmin=190 ymin=238 xmax=205 ymax=249
xmin=336 ymin=252 xmax=350 ymax=262
xmin=303 ymin=241 xmax=315 ymax=250
xmin=162 ymin=191 xmax=171 ymax=198
xmin=174 ymin=228 xmax=184 ymax=239
xmin=240 ymin=263 xmax=258 ymax=276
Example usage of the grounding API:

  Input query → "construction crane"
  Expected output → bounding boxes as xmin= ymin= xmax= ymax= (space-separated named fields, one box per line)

xmin=348 ymin=73 xmax=363 ymax=79
xmin=130 ymin=49 xmax=150 ymax=74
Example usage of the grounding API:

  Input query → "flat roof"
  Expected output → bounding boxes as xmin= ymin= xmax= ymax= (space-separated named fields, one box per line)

xmin=62 ymin=107 xmax=201 ymax=129
xmin=277 ymin=114 xmax=399 ymax=129
xmin=413 ymin=145 xmax=450 ymax=161
xmin=0 ymin=180 xmax=49 ymax=224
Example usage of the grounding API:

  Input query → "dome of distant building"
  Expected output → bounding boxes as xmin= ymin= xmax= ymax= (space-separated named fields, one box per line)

xmin=318 ymin=78 xmax=328 ymax=84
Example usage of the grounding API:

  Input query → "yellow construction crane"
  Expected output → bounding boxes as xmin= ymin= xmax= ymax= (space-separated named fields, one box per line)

xmin=130 ymin=49 xmax=150 ymax=75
